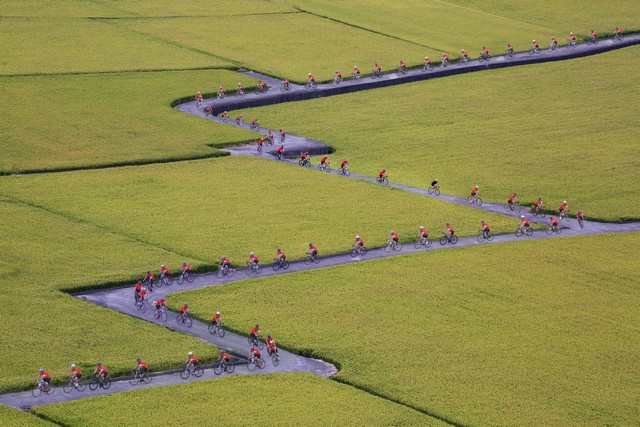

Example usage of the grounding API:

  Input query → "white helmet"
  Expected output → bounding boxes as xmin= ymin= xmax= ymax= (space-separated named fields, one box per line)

xmin=71 ymin=364 xmax=76 ymax=369
xmin=563 ymin=200 xmax=567 ymax=203
xmin=161 ymin=264 xmax=165 ymax=268
xmin=533 ymin=39 xmax=536 ymax=42
xmin=425 ymin=56 xmax=429 ymax=59
xmin=420 ymin=226 xmax=424 ymax=229
xmin=521 ymin=215 xmax=525 ymax=218
xmin=355 ymin=235 xmax=360 ymax=239
xmin=308 ymin=73 xmax=312 ymax=76
xmin=250 ymin=252 xmax=254 ymax=256
xmin=188 ymin=351 xmax=193 ymax=356
xmin=216 ymin=311 xmax=220 ymax=315
xmin=475 ymin=185 xmax=479 ymax=188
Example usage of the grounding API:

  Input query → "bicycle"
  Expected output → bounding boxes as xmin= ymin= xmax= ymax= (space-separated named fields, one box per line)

xmin=614 ymin=33 xmax=624 ymax=42
xmin=439 ymin=233 xmax=459 ymax=245
xmin=422 ymin=63 xmax=433 ymax=72
xmin=504 ymin=49 xmax=515 ymax=59
xmin=467 ymin=194 xmax=483 ymax=206
xmin=532 ymin=205 xmax=546 ymax=218
xmin=376 ymin=175 xmax=389 ymax=185
xmin=428 ymin=185 xmax=440 ymax=196
xmin=515 ymin=226 xmax=534 ymax=237
xmin=568 ymin=39 xmax=577 ymax=48
xmin=176 ymin=270 xmax=195 ymax=285
xmin=280 ymin=133 xmax=286 ymax=144
xmin=397 ymin=66 xmax=407 ymax=76
xmin=586 ymin=35 xmax=599 ymax=45
xmin=63 ymin=375 xmax=86 ymax=393
xmin=245 ymin=260 xmax=263 ymax=275
xmin=246 ymin=355 xmax=266 ymax=371
xmin=304 ymin=251 xmax=319 ymax=265
xmin=332 ymin=75 xmax=342 ymax=85
xmin=318 ymin=162 xmax=332 ymax=172
xmin=371 ymin=68 xmax=383 ymax=79
xmin=32 ymin=379 xmax=55 ymax=397
xmin=414 ymin=236 xmax=432 ymax=249
xmin=458 ymin=56 xmax=469 ymax=66
xmin=265 ymin=135 xmax=274 ymax=146
xmin=477 ymin=229 xmax=494 ymax=243
xmin=384 ymin=239 xmax=402 ymax=253
xmin=351 ymin=244 xmax=367 ymax=257
xmin=478 ymin=53 xmax=491 ymax=62
xmin=248 ymin=335 xmax=264 ymax=349
xmin=545 ymin=224 xmax=562 ymax=235
xmin=180 ymin=363 xmax=203 ymax=379
xmin=176 ymin=312 xmax=193 ymax=328
xmin=254 ymin=85 xmax=269 ymax=95
xmin=89 ymin=374 xmax=111 ymax=391
xmin=250 ymin=122 xmax=259 ymax=131
xmin=505 ymin=201 xmax=521 ymax=213
xmin=136 ymin=299 xmax=147 ymax=314
xmin=298 ymin=158 xmax=311 ymax=168
xmin=216 ymin=263 xmax=235 ymax=278
xmin=218 ymin=91 xmax=226 ymax=100
xmin=578 ymin=216 xmax=584 ymax=229
xmin=440 ymin=59 xmax=449 ymax=68
xmin=208 ymin=321 xmax=226 ymax=337
xmin=235 ymin=117 xmax=243 ymax=126
xmin=529 ymin=46 xmax=542 ymax=55
xmin=269 ymin=350 xmax=280 ymax=366
xmin=559 ymin=210 xmax=571 ymax=222
xmin=548 ymin=42 xmax=559 ymax=52
xmin=272 ymin=257 xmax=290 ymax=271
xmin=236 ymin=88 xmax=244 ymax=97
xmin=280 ymin=82 xmax=291 ymax=92
xmin=213 ymin=361 xmax=235 ymax=375
xmin=304 ymin=80 xmax=318 ymax=89
xmin=257 ymin=144 xmax=263 ymax=154
xmin=158 ymin=274 xmax=173 ymax=288
xmin=153 ymin=306 xmax=167 ymax=323
xmin=129 ymin=368 xmax=152 ymax=386
xmin=338 ymin=165 xmax=351 ymax=176
xmin=276 ymin=151 xmax=284 ymax=161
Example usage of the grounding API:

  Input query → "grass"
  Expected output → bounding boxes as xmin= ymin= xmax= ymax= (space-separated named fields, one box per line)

xmin=0 ymin=156 xmax=519 ymax=268
xmin=115 ymin=13 xmax=429 ymax=82
xmin=31 ymin=373 xmax=442 ymax=425
xmin=238 ymin=46 xmax=640 ymax=221
xmin=0 ymin=19 xmax=231 ymax=76
xmin=0 ymin=406 xmax=54 ymax=426
xmin=169 ymin=232 xmax=640 ymax=426
xmin=0 ymin=198 xmax=216 ymax=393
xmin=289 ymin=0 xmax=640 ymax=55
xmin=0 ymin=70 xmax=257 ymax=173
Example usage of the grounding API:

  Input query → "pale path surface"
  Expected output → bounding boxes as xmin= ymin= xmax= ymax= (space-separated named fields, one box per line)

xmin=2 ymin=35 xmax=639 ymax=411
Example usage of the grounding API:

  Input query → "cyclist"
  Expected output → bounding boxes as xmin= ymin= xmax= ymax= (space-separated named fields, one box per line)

xmin=266 ymin=334 xmax=278 ymax=355
xmin=217 ymin=86 xmax=226 ymax=98
xmin=354 ymin=235 xmax=364 ymax=248
xmin=378 ymin=169 xmax=387 ymax=180
xmin=251 ymin=118 xmax=259 ymax=128
xmin=250 ymin=324 xmax=261 ymax=342
xmin=549 ymin=216 xmax=559 ymax=229
xmin=195 ymin=91 xmax=203 ymax=106
xmin=307 ymin=73 xmax=315 ymax=83
xmin=276 ymin=247 xmax=286 ymax=263
xmin=373 ymin=63 xmax=382 ymax=75
xmin=615 ymin=26 xmax=623 ymax=38
xmin=235 ymin=115 xmax=243 ymax=125
xmin=445 ymin=223 xmax=455 ymax=238
xmin=430 ymin=178 xmax=439 ymax=189
xmin=257 ymin=80 xmax=267 ymax=91
xmin=180 ymin=261 xmax=191 ymax=275
xmin=68 ymin=364 xmax=82 ymax=387
xmin=94 ymin=362 xmax=108 ymax=381
xmin=236 ymin=83 xmax=243 ymax=94
xmin=550 ymin=35 xmax=558 ymax=48
xmin=533 ymin=197 xmax=544 ymax=213
xmin=461 ymin=49 xmax=468 ymax=61
xmin=143 ymin=270 xmax=155 ymax=286
xmin=279 ymin=128 xmax=286 ymax=143
xmin=38 ymin=368 xmax=51 ymax=386
xmin=532 ymin=39 xmax=540 ymax=49
xmin=308 ymin=242 xmax=318 ymax=258
xmin=399 ymin=60 xmax=407 ymax=73
xmin=248 ymin=251 xmax=259 ymax=266
xmin=559 ymin=200 xmax=568 ymax=215
xmin=134 ymin=357 xmax=148 ymax=375
xmin=220 ymin=255 xmax=231 ymax=271
xmin=390 ymin=229 xmax=399 ymax=247
xmin=179 ymin=302 xmax=190 ymax=320
xmin=340 ymin=159 xmax=348 ymax=172
xmin=211 ymin=311 xmax=222 ymax=328
xmin=481 ymin=46 xmax=490 ymax=56
xmin=154 ymin=297 xmax=166 ymax=310
xmin=590 ymin=29 xmax=597 ymax=41
xmin=277 ymin=145 xmax=285 ymax=159
xmin=442 ymin=53 xmax=450 ymax=64
xmin=159 ymin=264 xmax=170 ymax=281
xmin=219 ymin=111 xmax=229 ymax=121
xmin=577 ymin=209 xmax=584 ymax=220
xmin=508 ymin=192 xmax=517 ymax=208
xmin=520 ymin=215 xmax=530 ymax=229
xmin=218 ymin=349 xmax=231 ymax=366
xmin=138 ymin=286 xmax=147 ymax=304
xmin=353 ymin=65 xmax=361 ymax=78
xmin=334 ymin=69 xmax=342 ymax=81
xmin=424 ymin=56 xmax=432 ymax=67
xmin=480 ymin=220 xmax=491 ymax=238
xmin=320 ymin=155 xmax=329 ymax=168
xmin=419 ymin=226 xmax=429 ymax=239
xmin=282 ymin=77 xmax=290 ymax=89
xmin=186 ymin=352 xmax=199 ymax=370
xmin=568 ymin=32 xmax=576 ymax=43
xmin=257 ymin=138 xmax=264 ymax=149
xmin=300 ymin=151 xmax=309 ymax=165
xmin=134 ymin=280 xmax=143 ymax=302
xmin=250 ymin=346 xmax=262 ymax=360
xmin=266 ymin=130 xmax=274 ymax=144
xmin=471 ymin=185 xmax=479 ymax=198
xmin=204 ymin=105 xmax=213 ymax=115
xmin=506 ymin=43 xmax=514 ymax=54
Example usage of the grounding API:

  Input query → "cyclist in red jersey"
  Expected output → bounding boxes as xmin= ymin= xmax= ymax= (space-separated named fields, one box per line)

xmin=218 ymin=350 xmax=231 ymax=364
xmin=250 ymin=324 xmax=261 ymax=341
xmin=559 ymin=200 xmax=568 ymax=213
xmin=160 ymin=264 xmax=170 ymax=279
xmin=341 ymin=159 xmax=348 ymax=168
xmin=507 ymin=43 xmax=514 ymax=54
xmin=220 ymin=256 xmax=231 ymax=268
xmin=251 ymin=118 xmax=259 ymax=127
xmin=236 ymin=83 xmax=243 ymax=91
xmin=266 ymin=334 xmax=278 ymax=355
xmin=590 ymin=29 xmax=597 ymax=39
xmin=520 ymin=215 xmax=530 ymax=228
xmin=135 ymin=357 xmax=148 ymax=374
xmin=308 ymin=243 xmax=318 ymax=256
xmin=69 ymin=364 xmax=82 ymax=383
xmin=257 ymin=138 xmax=264 ymax=147
xmin=144 ymin=270 xmax=155 ymax=284
xmin=616 ymin=26 xmax=622 ymax=37
xmin=534 ymin=197 xmax=543 ymax=208
xmin=186 ymin=352 xmax=199 ymax=368
xmin=219 ymin=111 xmax=228 ymax=120
xmin=480 ymin=220 xmax=491 ymax=237
xmin=195 ymin=91 xmax=203 ymax=102
xmin=461 ymin=49 xmax=468 ymax=59
xmin=353 ymin=65 xmax=361 ymax=78
xmin=138 ymin=287 xmax=147 ymax=303
xmin=283 ymin=77 xmax=290 ymax=87
xmin=250 ymin=347 xmax=262 ymax=360
xmin=532 ymin=40 xmax=540 ymax=48
xmin=335 ymin=70 xmax=342 ymax=79
xmin=258 ymin=81 xmax=266 ymax=89
xmin=508 ymin=192 xmax=517 ymax=207
xmin=38 ymin=368 xmax=51 ymax=385
xmin=390 ymin=229 xmax=399 ymax=243
xmin=471 ymin=186 xmax=479 ymax=196
xmin=248 ymin=251 xmax=259 ymax=265
xmin=374 ymin=63 xmax=382 ymax=72
xmin=307 ymin=73 xmax=315 ymax=82
xmin=569 ymin=32 xmax=576 ymax=42
xmin=442 ymin=53 xmax=450 ymax=62
xmin=154 ymin=298 xmax=166 ymax=310
xmin=180 ymin=261 xmax=191 ymax=274
xmin=94 ymin=362 xmax=108 ymax=379
xmin=445 ymin=223 xmax=455 ymax=237
xmin=267 ymin=130 xmax=274 ymax=142
xmin=276 ymin=247 xmax=286 ymax=261
xmin=301 ymin=152 xmax=309 ymax=160
xmin=320 ymin=155 xmax=328 ymax=166
xmin=134 ymin=281 xmax=143 ymax=301
xmin=419 ymin=226 xmax=429 ymax=238
xmin=424 ymin=56 xmax=431 ymax=65
xmin=354 ymin=235 xmax=364 ymax=247
xmin=379 ymin=169 xmax=386 ymax=178
xmin=550 ymin=217 xmax=559 ymax=227
xmin=180 ymin=302 xmax=189 ymax=315
xmin=211 ymin=311 xmax=222 ymax=326
xmin=576 ymin=209 xmax=584 ymax=220
xmin=399 ymin=60 xmax=406 ymax=72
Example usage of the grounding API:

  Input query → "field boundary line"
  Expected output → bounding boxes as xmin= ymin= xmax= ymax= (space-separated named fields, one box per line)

xmin=0 ymin=66 xmax=237 ymax=78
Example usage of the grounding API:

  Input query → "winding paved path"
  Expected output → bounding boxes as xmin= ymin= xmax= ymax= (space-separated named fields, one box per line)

xmin=2 ymin=35 xmax=639 ymax=411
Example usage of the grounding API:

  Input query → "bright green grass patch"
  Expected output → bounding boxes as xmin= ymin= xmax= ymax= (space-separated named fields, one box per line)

xmin=239 ymin=46 xmax=640 ymax=221
xmin=0 ymin=156 xmax=518 ymax=267
xmin=288 ymin=0 xmax=640 ymax=57
xmin=115 ymin=13 xmax=428 ymax=82
xmin=0 ymin=70 xmax=256 ymax=173
xmin=0 ymin=406 xmax=54 ymax=426
xmin=0 ymin=198 xmax=215 ymax=393
xmin=0 ymin=18 xmax=232 ymax=76
xmin=32 ymin=373 xmax=440 ymax=425
xmin=0 ymin=0 xmax=123 ymax=17
xmin=172 ymin=232 xmax=640 ymax=426
xmin=108 ymin=0 xmax=296 ymax=17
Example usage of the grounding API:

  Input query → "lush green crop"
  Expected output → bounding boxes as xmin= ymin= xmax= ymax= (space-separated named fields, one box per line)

xmin=0 ymin=70 xmax=256 ymax=173
xmin=171 ymin=232 xmax=640 ymax=426
xmin=0 ymin=406 xmax=53 ymax=426
xmin=239 ymin=46 xmax=640 ymax=221
xmin=0 ymin=198 xmax=215 ymax=393
xmin=0 ymin=156 xmax=518 ymax=267
xmin=32 ymin=374 xmax=441 ymax=426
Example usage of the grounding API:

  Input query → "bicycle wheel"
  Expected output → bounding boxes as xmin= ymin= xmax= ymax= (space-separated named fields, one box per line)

xmin=257 ymin=359 xmax=266 ymax=369
xmin=450 ymin=236 xmax=458 ymax=244
xmin=89 ymin=378 xmax=99 ymax=391
xmin=282 ymin=260 xmax=289 ymax=270
xmin=525 ymin=227 xmax=534 ymax=236
xmin=129 ymin=375 xmax=140 ymax=386
xmin=546 ymin=226 xmax=553 ymax=235
xmin=384 ymin=243 xmax=392 ymax=253
xmin=64 ymin=382 xmax=73 ymax=393
xmin=77 ymin=379 xmax=86 ymax=392
xmin=439 ymin=236 xmax=447 ymax=245
xmin=476 ymin=197 xmax=483 ymax=206
xmin=304 ymin=256 xmax=311 ymax=265
xmin=186 ymin=273 xmax=195 ymax=283
xmin=395 ymin=243 xmax=402 ymax=251
xmin=555 ymin=226 xmax=562 ymax=234
xmin=515 ymin=204 xmax=521 ymax=213
xmin=424 ymin=239 xmax=432 ymax=248
xmin=272 ymin=354 xmax=280 ymax=367
xmin=477 ymin=234 xmax=485 ymax=243
xmin=102 ymin=378 xmax=111 ymax=390
xmin=208 ymin=324 xmax=216 ymax=334
xmin=226 ymin=364 xmax=235 ymax=374
xmin=540 ymin=210 xmax=546 ymax=218
xmin=213 ymin=364 xmax=223 ymax=376
xmin=563 ymin=215 xmax=571 ymax=223
xmin=467 ymin=195 xmax=474 ymax=204
xmin=324 ymin=165 xmax=332 ymax=172
xmin=193 ymin=367 xmax=203 ymax=377
xmin=176 ymin=275 xmax=184 ymax=285
xmin=216 ymin=269 xmax=225 ymax=279
xmin=435 ymin=188 xmax=440 ymax=196
xmin=176 ymin=314 xmax=184 ymax=325
xmin=382 ymin=177 xmax=389 ymax=185
xmin=185 ymin=317 xmax=193 ymax=328
xmin=160 ymin=311 xmax=167 ymax=323
xmin=272 ymin=262 xmax=281 ymax=272
xmin=351 ymin=249 xmax=358 ymax=257
xmin=515 ymin=228 xmax=524 ymax=237
xmin=140 ymin=303 xmax=146 ymax=314
xmin=578 ymin=219 xmax=584 ymax=229
xmin=247 ymin=360 xmax=256 ymax=371
xmin=427 ymin=187 xmax=433 ymax=194
xmin=141 ymin=373 xmax=152 ymax=384
xmin=32 ymin=386 xmax=42 ymax=398
xmin=154 ymin=280 xmax=162 ymax=289
xmin=180 ymin=369 xmax=190 ymax=379
xmin=487 ymin=234 xmax=494 ymax=241
xmin=218 ymin=327 xmax=226 ymax=337
xmin=245 ymin=266 xmax=252 ymax=275
xmin=414 ymin=240 xmax=423 ymax=249
xmin=255 ymin=265 xmax=262 ymax=274
xmin=257 ymin=340 xmax=264 ymax=350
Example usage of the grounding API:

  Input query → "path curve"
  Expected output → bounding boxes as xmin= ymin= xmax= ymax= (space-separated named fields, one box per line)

xmin=2 ymin=35 xmax=640 ymax=410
